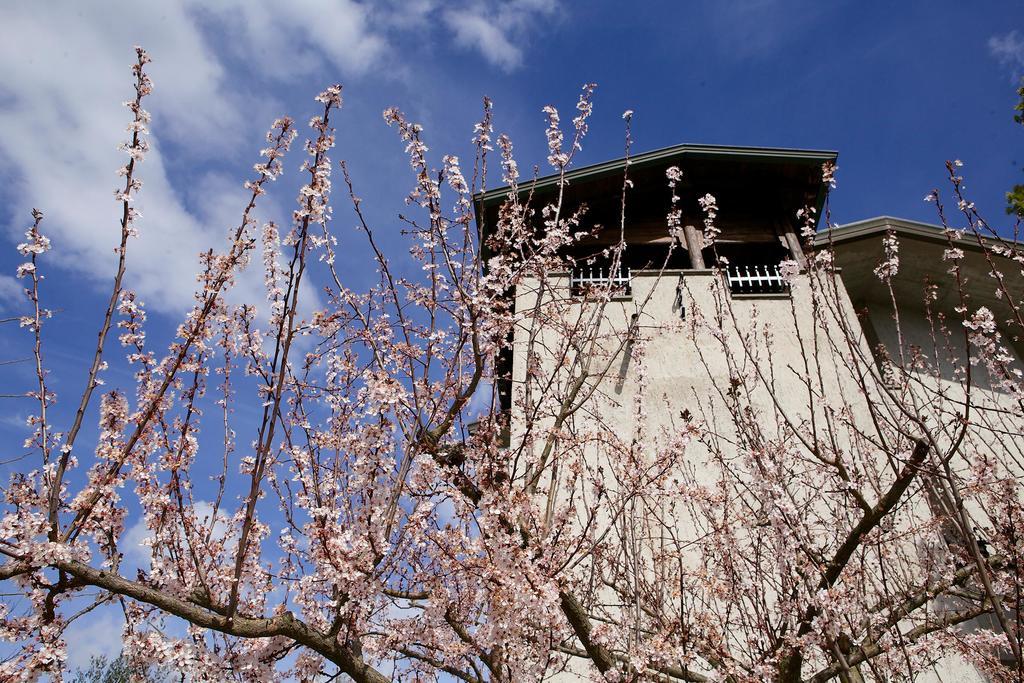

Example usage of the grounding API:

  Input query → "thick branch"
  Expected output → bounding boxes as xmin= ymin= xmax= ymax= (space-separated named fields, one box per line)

xmin=820 ymin=438 xmax=929 ymax=590
xmin=559 ymin=589 xmax=616 ymax=673
xmin=779 ymin=439 xmax=929 ymax=682
xmin=50 ymin=557 xmax=389 ymax=683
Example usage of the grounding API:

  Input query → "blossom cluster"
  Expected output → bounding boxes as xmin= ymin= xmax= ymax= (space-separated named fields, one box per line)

xmin=697 ymin=192 xmax=719 ymax=243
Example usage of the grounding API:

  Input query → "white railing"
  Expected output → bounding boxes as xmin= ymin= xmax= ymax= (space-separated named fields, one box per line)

xmin=726 ymin=264 xmax=787 ymax=294
xmin=570 ymin=266 xmax=631 ymax=296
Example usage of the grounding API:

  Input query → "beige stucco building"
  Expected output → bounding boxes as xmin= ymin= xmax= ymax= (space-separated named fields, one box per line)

xmin=474 ymin=146 xmax=1021 ymax=681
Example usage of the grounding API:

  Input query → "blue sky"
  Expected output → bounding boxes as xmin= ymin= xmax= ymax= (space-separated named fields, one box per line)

xmin=0 ymin=0 xmax=1022 ymax=671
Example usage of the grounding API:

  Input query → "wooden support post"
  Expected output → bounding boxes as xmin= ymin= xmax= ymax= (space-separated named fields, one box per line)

xmin=784 ymin=228 xmax=807 ymax=269
xmin=682 ymin=224 xmax=705 ymax=269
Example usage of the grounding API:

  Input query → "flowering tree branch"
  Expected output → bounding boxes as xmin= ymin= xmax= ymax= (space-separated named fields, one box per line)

xmin=1 ymin=48 xmax=1022 ymax=682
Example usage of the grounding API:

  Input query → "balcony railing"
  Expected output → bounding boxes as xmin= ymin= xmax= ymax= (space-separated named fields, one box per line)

xmin=570 ymin=265 xmax=631 ymax=297
xmin=726 ymin=264 xmax=788 ymax=295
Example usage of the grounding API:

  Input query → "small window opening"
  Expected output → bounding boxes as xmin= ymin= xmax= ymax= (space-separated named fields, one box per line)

xmin=707 ymin=242 xmax=790 ymax=295
xmin=570 ymin=262 xmax=631 ymax=297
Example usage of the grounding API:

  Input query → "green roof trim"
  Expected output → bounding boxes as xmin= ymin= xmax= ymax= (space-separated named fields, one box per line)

xmin=474 ymin=142 xmax=838 ymax=206
xmin=814 ymin=216 xmax=1001 ymax=250
xmin=814 ymin=216 xmax=948 ymax=245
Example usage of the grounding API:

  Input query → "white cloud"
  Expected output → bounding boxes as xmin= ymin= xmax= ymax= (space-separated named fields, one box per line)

xmin=0 ymin=2 xmax=393 ymax=317
xmin=0 ymin=1 xmax=554 ymax=316
xmin=0 ymin=3 xmax=269 ymax=314
xmin=443 ymin=0 xmax=559 ymax=71
xmin=64 ymin=609 xmax=126 ymax=671
xmin=375 ymin=0 xmax=437 ymax=30
xmin=989 ymin=30 xmax=1024 ymax=77
xmin=122 ymin=500 xmax=231 ymax=569
xmin=121 ymin=512 xmax=151 ymax=568
xmin=0 ymin=276 xmax=24 ymax=312
xmin=185 ymin=0 xmax=389 ymax=80
xmin=444 ymin=11 xmax=525 ymax=71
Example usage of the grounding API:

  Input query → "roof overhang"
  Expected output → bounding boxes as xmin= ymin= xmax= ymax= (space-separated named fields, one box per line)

xmin=475 ymin=142 xmax=837 ymax=209
xmin=812 ymin=215 xmax=992 ymax=250
xmin=819 ymin=216 xmax=1023 ymax=325
xmin=473 ymin=143 xmax=839 ymax=252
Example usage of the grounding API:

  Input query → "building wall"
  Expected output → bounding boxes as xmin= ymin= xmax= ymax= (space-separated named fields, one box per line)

xmin=505 ymin=267 xmax=989 ymax=681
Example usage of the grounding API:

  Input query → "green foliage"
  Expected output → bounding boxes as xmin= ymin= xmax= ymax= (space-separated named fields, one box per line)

xmin=1007 ymin=184 xmax=1024 ymax=218
xmin=1009 ymin=78 xmax=1024 ymax=217
xmin=1014 ymin=77 xmax=1024 ymax=126
xmin=70 ymin=655 xmax=168 ymax=683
